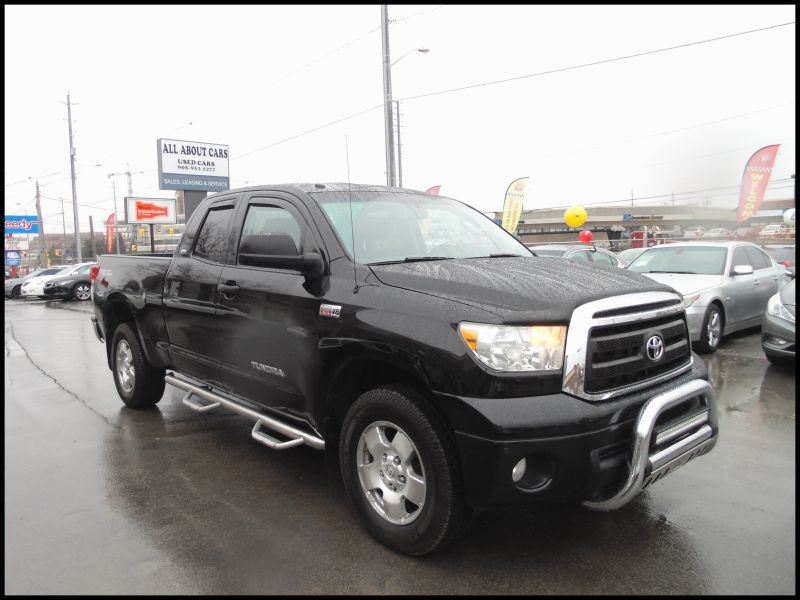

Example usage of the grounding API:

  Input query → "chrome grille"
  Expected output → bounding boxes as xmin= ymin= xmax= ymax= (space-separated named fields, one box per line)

xmin=562 ymin=291 xmax=694 ymax=401
xmin=584 ymin=314 xmax=691 ymax=393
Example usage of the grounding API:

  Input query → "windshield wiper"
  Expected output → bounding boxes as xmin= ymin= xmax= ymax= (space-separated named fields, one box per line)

xmin=466 ymin=253 xmax=526 ymax=259
xmin=645 ymin=270 xmax=697 ymax=274
xmin=367 ymin=256 xmax=453 ymax=266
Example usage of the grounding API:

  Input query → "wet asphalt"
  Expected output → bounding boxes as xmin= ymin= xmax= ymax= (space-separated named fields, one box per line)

xmin=4 ymin=298 xmax=796 ymax=594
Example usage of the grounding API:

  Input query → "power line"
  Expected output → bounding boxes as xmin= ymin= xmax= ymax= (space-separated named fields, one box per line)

xmin=227 ymin=21 xmax=795 ymax=163
xmin=398 ymin=21 xmax=796 ymax=103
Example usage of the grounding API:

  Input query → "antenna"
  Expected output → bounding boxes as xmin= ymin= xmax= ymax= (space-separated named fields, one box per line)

xmin=345 ymin=136 xmax=359 ymax=293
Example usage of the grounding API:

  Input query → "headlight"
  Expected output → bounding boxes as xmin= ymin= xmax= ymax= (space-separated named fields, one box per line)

xmin=683 ymin=293 xmax=701 ymax=308
xmin=767 ymin=293 xmax=795 ymax=323
xmin=458 ymin=322 xmax=566 ymax=372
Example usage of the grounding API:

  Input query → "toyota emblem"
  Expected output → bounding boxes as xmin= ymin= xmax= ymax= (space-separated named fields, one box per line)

xmin=646 ymin=335 xmax=665 ymax=362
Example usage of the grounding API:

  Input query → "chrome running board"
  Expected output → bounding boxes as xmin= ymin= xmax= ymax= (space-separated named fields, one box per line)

xmin=583 ymin=378 xmax=718 ymax=511
xmin=165 ymin=373 xmax=325 ymax=451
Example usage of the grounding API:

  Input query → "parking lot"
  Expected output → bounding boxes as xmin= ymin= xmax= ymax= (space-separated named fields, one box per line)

xmin=4 ymin=298 xmax=795 ymax=594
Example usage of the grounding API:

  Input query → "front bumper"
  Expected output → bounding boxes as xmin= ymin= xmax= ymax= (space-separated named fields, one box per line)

xmin=43 ymin=285 xmax=73 ymax=298
xmin=439 ymin=357 xmax=718 ymax=509
xmin=685 ymin=304 xmax=706 ymax=341
xmin=761 ymin=312 xmax=795 ymax=358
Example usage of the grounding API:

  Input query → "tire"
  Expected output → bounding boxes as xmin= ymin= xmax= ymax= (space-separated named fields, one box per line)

xmin=695 ymin=305 xmax=723 ymax=354
xmin=73 ymin=282 xmax=91 ymax=301
xmin=339 ymin=386 xmax=471 ymax=556
xmin=110 ymin=323 xmax=165 ymax=408
xmin=11 ymin=285 xmax=21 ymax=299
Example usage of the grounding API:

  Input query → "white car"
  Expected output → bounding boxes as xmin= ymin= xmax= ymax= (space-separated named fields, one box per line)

xmin=20 ymin=263 xmax=91 ymax=298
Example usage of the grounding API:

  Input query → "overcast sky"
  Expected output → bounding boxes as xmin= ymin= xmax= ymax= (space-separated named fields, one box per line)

xmin=4 ymin=4 xmax=796 ymax=233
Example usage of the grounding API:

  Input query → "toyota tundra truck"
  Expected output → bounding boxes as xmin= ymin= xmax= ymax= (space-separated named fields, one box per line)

xmin=91 ymin=183 xmax=719 ymax=555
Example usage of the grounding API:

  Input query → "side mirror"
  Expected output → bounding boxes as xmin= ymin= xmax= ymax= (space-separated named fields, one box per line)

xmin=785 ymin=268 xmax=796 ymax=279
xmin=240 ymin=251 xmax=325 ymax=276
xmin=732 ymin=264 xmax=754 ymax=276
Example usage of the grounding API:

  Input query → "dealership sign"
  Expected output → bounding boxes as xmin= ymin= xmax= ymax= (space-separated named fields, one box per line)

xmin=125 ymin=197 xmax=177 ymax=225
xmin=5 ymin=215 xmax=39 ymax=234
xmin=5 ymin=250 xmax=21 ymax=266
xmin=157 ymin=138 xmax=230 ymax=192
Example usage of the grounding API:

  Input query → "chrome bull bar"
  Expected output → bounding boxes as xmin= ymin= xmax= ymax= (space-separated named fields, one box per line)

xmin=583 ymin=378 xmax=718 ymax=511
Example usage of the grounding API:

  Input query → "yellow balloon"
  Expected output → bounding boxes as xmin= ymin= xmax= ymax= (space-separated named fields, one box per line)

xmin=564 ymin=206 xmax=587 ymax=228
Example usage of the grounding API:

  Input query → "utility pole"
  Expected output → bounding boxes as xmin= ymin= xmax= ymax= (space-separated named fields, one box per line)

xmin=381 ymin=5 xmax=396 ymax=187
xmin=67 ymin=92 xmax=82 ymax=262
xmin=630 ymin=189 xmax=635 ymax=207
xmin=89 ymin=215 xmax=97 ymax=260
xmin=394 ymin=100 xmax=403 ymax=188
xmin=60 ymin=197 xmax=67 ymax=264
xmin=108 ymin=176 xmax=121 ymax=253
xmin=125 ymin=163 xmax=134 ymax=198
xmin=672 ymin=191 xmax=675 ymax=207
xmin=34 ymin=181 xmax=46 ymax=268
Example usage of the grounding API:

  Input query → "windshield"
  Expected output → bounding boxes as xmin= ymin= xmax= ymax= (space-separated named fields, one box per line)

xmin=627 ymin=246 xmax=728 ymax=275
xmin=311 ymin=190 xmax=531 ymax=264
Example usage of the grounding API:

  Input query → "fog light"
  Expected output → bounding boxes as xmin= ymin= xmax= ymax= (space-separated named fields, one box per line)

xmin=511 ymin=458 xmax=527 ymax=482
xmin=768 ymin=336 xmax=788 ymax=346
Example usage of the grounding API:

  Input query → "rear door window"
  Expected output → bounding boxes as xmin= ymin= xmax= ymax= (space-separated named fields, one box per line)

xmin=193 ymin=206 xmax=235 ymax=264
xmin=744 ymin=246 xmax=772 ymax=270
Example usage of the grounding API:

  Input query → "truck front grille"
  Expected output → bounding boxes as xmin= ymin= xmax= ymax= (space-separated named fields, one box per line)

xmin=584 ymin=314 xmax=691 ymax=393
xmin=562 ymin=291 xmax=694 ymax=402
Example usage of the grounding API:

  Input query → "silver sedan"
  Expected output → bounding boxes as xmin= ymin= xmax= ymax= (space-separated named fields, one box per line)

xmin=627 ymin=241 xmax=791 ymax=353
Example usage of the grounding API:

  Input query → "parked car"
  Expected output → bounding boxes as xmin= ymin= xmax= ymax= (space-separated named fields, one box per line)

xmin=627 ymin=242 xmax=790 ymax=353
xmin=734 ymin=226 xmax=759 ymax=241
xmin=43 ymin=262 xmax=97 ymax=301
xmin=703 ymin=228 xmax=733 ymax=240
xmin=760 ymin=244 xmax=795 ymax=268
xmin=617 ymin=247 xmax=648 ymax=264
xmin=526 ymin=244 xmax=627 ymax=268
xmin=91 ymin=183 xmax=719 ymax=555
xmin=8 ymin=266 xmax=68 ymax=299
xmin=759 ymin=223 xmax=792 ymax=239
xmin=20 ymin=263 xmax=88 ymax=298
xmin=762 ymin=279 xmax=795 ymax=365
xmin=683 ymin=226 xmax=706 ymax=239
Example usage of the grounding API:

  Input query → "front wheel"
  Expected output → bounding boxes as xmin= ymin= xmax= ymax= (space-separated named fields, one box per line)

xmin=339 ymin=386 xmax=471 ymax=556
xmin=695 ymin=305 xmax=723 ymax=354
xmin=11 ymin=285 xmax=21 ymax=299
xmin=110 ymin=323 xmax=165 ymax=408
xmin=73 ymin=282 xmax=91 ymax=301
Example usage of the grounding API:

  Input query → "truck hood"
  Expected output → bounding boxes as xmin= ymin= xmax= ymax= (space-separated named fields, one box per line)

xmin=639 ymin=273 xmax=724 ymax=296
xmin=368 ymin=256 xmax=675 ymax=322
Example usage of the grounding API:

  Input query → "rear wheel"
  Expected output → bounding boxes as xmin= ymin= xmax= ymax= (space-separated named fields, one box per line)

xmin=73 ymin=282 xmax=91 ymax=301
xmin=695 ymin=305 xmax=723 ymax=354
xmin=111 ymin=323 xmax=165 ymax=408
xmin=339 ymin=386 xmax=471 ymax=555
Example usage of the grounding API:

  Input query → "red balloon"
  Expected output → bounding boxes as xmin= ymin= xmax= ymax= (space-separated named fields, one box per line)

xmin=579 ymin=230 xmax=593 ymax=243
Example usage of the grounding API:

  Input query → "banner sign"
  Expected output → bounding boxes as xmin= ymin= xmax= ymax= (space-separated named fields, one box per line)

xmin=5 ymin=250 xmax=21 ymax=266
xmin=125 ymin=197 xmax=177 ymax=225
xmin=736 ymin=145 xmax=780 ymax=224
xmin=157 ymin=138 xmax=230 ymax=192
xmin=106 ymin=213 xmax=116 ymax=253
xmin=500 ymin=177 xmax=529 ymax=234
xmin=5 ymin=215 xmax=39 ymax=234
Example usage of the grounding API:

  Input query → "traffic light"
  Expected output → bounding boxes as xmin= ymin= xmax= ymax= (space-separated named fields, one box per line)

xmin=169 ymin=227 xmax=175 ymax=235
xmin=131 ymin=244 xmax=138 ymax=252
xmin=139 ymin=228 xmax=147 ymax=237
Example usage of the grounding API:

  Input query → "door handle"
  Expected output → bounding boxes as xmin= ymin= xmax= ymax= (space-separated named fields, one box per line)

xmin=217 ymin=282 xmax=240 ymax=295
xmin=753 ymin=280 xmax=760 ymax=285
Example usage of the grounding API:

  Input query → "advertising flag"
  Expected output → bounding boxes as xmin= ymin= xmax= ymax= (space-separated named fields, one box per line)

xmin=425 ymin=185 xmax=441 ymax=195
xmin=106 ymin=213 xmax=115 ymax=253
xmin=736 ymin=145 xmax=780 ymax=224
xmin=500 ymin=177 xmax=529 ymax=234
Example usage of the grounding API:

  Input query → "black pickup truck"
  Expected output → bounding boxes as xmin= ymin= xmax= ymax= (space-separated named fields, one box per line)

xmin=91 ymin=183 xmax=719 ymax=555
